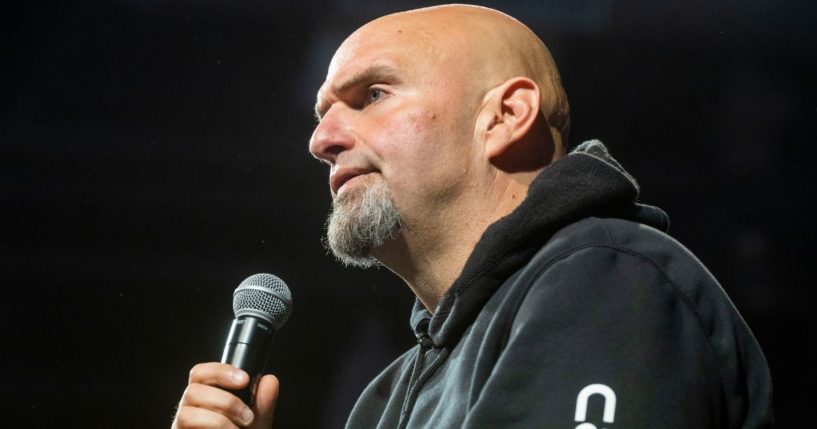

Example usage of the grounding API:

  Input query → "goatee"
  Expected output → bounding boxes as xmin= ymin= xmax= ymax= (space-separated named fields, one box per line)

xmin=324 ymin=180 xmax=402 ymax=268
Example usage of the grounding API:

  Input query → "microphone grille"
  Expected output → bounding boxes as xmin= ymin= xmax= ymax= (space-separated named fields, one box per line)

xmin=232 ymin=273 xmax=292 ymax=330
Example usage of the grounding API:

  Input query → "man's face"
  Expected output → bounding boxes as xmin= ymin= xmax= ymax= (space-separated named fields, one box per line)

xmin=309 ymin=18 xmax=482 ymax=264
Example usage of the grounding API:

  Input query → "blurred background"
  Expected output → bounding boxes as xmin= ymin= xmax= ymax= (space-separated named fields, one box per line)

xmin=3 ymin=0 xmax=815 ymax=427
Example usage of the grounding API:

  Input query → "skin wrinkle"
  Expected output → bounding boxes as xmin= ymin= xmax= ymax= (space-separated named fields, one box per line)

xmin=310 ymin=4 xmax=570 ymax=311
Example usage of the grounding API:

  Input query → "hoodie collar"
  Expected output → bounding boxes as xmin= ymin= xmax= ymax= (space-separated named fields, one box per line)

xmin=410 ymin=140 xmax=669 ymax=346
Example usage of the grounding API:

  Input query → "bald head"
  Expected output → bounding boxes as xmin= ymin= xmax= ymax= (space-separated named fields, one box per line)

xmin=311 ymin=5 xmax=572 ymax=298
xmin=332 ymin=4 xmax=570 ymax=147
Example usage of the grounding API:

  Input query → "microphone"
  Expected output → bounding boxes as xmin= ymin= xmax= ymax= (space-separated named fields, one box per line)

xmin=221 ymin=273 xmax=293 ymax=405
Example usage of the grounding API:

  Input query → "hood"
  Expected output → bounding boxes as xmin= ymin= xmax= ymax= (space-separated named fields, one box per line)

xmin=411 ymin=140 xmax=669 ymax=346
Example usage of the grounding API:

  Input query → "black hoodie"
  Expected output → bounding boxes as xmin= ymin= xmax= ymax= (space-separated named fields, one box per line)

xmin=345 ymin=141 xmax=773 ymax=429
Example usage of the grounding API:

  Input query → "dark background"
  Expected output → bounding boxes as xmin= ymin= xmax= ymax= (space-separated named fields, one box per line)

xmin=3 ymin=0 xmax=815 ymax=427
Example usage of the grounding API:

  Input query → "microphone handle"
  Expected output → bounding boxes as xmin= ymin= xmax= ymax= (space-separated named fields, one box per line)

xmin=221 ymin=316 xmax=275 ymax=405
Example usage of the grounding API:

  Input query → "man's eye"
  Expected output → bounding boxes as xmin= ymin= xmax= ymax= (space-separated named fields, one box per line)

xmin=367 ymin=88 xmax=383 ymax=103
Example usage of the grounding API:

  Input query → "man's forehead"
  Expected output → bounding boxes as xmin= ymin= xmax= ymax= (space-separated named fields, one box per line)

xmin=314 ymin=40 xmax=406 ymax=107
xmin=328 ymin=23 xmax=434 ymax=77
xmin=321 ymin=3 xmax=519 ymax=88
xmin=314 ymin=25 xmax=435 ymax=110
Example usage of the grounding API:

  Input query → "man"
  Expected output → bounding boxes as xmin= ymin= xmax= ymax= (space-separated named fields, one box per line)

xmin=173 ymin=4 xmax=773 ymax=428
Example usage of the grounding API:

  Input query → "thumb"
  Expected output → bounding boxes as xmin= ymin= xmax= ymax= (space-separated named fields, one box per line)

xmin=249 ymin=374 xmax=279 ymax=428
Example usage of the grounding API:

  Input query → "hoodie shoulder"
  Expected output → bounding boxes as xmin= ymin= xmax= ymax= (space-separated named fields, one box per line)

xmin=513 ymin=216 xmax=774 ymax=428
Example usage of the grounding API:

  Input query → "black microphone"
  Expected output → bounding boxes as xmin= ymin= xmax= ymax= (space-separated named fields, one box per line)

xmin=221 ymin=273 xmax=293 ymax=405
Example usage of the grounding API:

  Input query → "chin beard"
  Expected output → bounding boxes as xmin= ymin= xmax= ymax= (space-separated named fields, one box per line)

xmin=324 ymin=180 xmax=402 ymax=268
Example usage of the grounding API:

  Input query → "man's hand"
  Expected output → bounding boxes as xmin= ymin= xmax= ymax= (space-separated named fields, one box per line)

xmin=172 ymin=362 xmax=279 ymax=429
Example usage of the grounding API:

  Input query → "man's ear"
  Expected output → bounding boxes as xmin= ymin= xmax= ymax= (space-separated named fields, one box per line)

xmin=478 ymin=77 xmax=541 ymax=159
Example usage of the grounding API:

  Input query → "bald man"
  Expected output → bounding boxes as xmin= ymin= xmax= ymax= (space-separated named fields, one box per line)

xmin=172 ymin=5 xmax=773 ymax=429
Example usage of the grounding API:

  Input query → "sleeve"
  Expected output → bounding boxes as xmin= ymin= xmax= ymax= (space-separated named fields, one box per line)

xmin=461 ymin=246 xmax=728 ymax=428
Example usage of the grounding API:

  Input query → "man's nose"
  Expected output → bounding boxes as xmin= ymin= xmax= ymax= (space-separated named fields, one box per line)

xmin=309 ymin=108 xmax=355 ymax=165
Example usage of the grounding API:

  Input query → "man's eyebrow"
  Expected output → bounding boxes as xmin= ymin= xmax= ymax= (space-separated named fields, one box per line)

xmin=314 ymin=65 xmax=401 ymax=121
xmin=337 ymin=64 xmax=400 ymax=93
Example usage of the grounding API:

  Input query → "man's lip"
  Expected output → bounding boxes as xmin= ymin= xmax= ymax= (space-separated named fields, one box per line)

xmin=331 ymin=167 xmax=372 ymax=195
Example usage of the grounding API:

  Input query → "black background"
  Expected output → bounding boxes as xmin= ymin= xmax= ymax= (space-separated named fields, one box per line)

xmin=3 ymin=0 xmax=815 ymax=427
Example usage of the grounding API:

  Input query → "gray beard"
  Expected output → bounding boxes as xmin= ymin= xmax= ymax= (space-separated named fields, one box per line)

xmin=324 ymin=180 xmax=402 ymax=268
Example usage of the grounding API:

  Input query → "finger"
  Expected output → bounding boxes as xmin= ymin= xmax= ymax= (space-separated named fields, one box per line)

xmin=173 ymin=404 xmax=240 ymax=429
xmin=188 ymin=363 xmax=249 ymax=390
xmin=180 ymin=383 xmax=254 ymax=427
xmin=249 ymin=375 xmax=279 ymax=429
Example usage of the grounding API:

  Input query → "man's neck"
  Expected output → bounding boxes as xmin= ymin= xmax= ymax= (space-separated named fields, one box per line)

xmin=373 ymin=176 xmax=532 ymax=313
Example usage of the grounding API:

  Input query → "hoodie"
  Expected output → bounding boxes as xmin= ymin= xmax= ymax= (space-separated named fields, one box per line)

xmin=345 ymin=141 xmax=773 ymax=429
